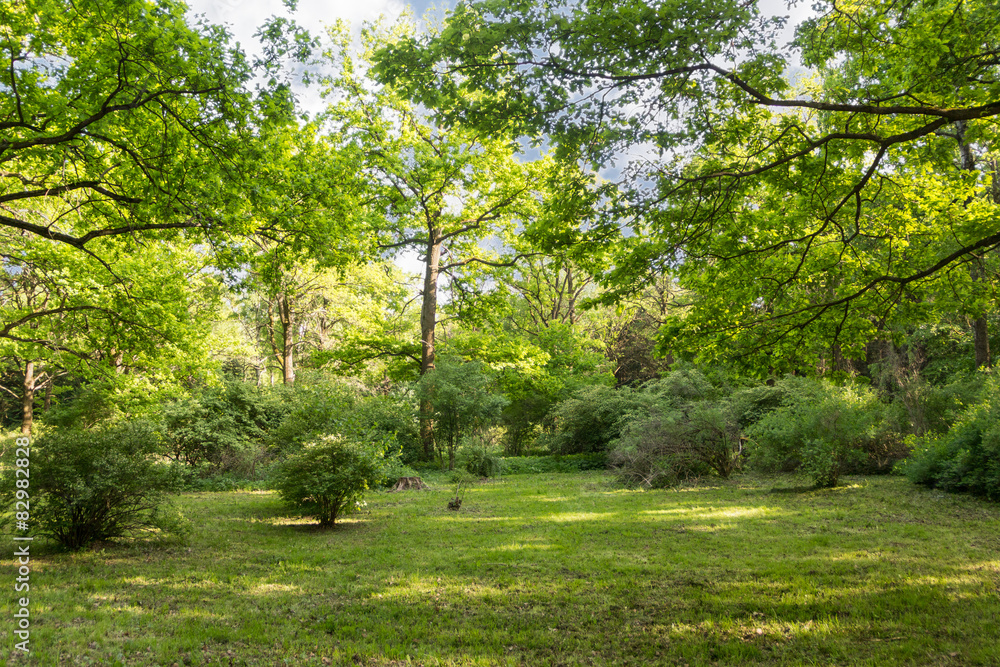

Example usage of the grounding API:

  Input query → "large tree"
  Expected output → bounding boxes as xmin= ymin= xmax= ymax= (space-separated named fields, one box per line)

xmin=374 ymin=0 xmax=1000 ymax=371
xmin=324 ymin=21 xmax=549 ymax=456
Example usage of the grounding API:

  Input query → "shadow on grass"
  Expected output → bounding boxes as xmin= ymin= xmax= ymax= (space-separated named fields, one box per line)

xmin=768 ymin=485 xmax=821 ymax=494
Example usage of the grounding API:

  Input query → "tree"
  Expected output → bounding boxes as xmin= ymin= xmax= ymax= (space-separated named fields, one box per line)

xmin=414 ymin=357 xmax=507 ymax=470
xmin=323 ymin=20 xmax=547 ymax=456
xmin=505 ymin=254 xmax=591 ymax=332
xmin=374 ymin=0 xmax=1000 ymax=371
xmin=468 ymin=254 xmax=617 ymax=452
xmin=0 ymin=226 xmax=222 ymax=434
xmin=0 ymin=0 xmax=254 ymax=252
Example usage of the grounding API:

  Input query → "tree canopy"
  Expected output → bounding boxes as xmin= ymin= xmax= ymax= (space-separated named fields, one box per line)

xmin=374 ymin=0 xmax=1000 ymax=370
xmin=0 ymin=0 xmax=256 ymax=252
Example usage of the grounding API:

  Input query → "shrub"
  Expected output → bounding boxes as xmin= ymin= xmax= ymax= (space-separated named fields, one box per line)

xmin=266 ymin=379 xmax=361 ymax=457
xmin=542 ymin=385 xmax=646 ymax=455
xmin=611 ymin=412 xmax=709 ymax=488
xmin=466 ymin=452 xmax=503 ymax=478
xmin=1 ymin=422 xmax=187 ymax=550
xmin=729 ymin=384 xmax=789 ymax=429
xmin=610 ymin=400 xmax=743 ymax=488
xmin=745 ymin=378 xmax=894 ymax=487
xmin=903 ymin=373 xmax=1000 ymax=500
xmin=544 ymin=367 xmax=721 ymax=456
xmin=161 ymin=380 xmax=287 ymax=471
xmin=644 ymin=366 xmax=719 ymax=402
xmin=272 ymin=434 xmax=391 ymax=526
xmin=909 ymin=373 xmax=985 ymax=435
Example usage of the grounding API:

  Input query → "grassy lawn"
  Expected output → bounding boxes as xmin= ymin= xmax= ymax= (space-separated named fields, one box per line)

xmin=4 ymin=472 xmax=1000 ymax=666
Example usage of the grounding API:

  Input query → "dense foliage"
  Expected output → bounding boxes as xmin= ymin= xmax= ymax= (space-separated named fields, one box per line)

xmin=904 ymin=374 xmax=1000 ymax=499
xmin=1 ymin=422 xmax=187 ymax=550
xmin=415 ymin=357 xmax=508 ymax=470
xmin=162 ymin=380 xmax=287 ymax=473
xmin=744 ymin=379 xmax=904 ymax=487
xmin=272 ymin=434 xmax=393 ymax=526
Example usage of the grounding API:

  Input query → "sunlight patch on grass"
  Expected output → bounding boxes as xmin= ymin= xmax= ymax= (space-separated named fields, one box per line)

xmin=488 ymin=542 xmax=554 ymax=552
xmin=642 ymin=506 xmax=786 ymax=520
xmin=546 ymin=511 xmax=617 ymax=522
xmin=246 ymin=582 xmax=304 ymax=596
xmin=430 ymin=515 xmax=514 ymax=522
xmin=960 ymin=560 xmax=1000 ymax=572
xmin=122 ymin=576 xmax=170 ymax=586
xmin=265 ymin=515 xmax=323 ymax=526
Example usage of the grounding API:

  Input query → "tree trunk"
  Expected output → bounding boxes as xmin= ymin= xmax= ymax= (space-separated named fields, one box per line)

xmin=21 ymin=360 xmax=34 ymax=436
xmin=971 ymin=258 xmax=991 ymax=369
xmin=266 ymin=293 xmax=296 ymax=385
xmin=112 ymin=349 xmax=125 ymax=374
xmin=565 ymin=264 xmax=577 ymax=324
xmin=280 ymin=293 xmax=295 ymax=384
xmin=955 ymin=123 xmax=991 ymax=369
xmin=420 ymin=239 xmax=442 ymax=376
xmin=419 ymin=237 xmax=442 ymax=459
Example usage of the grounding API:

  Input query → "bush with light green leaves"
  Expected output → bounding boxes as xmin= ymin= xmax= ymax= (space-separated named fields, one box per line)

xmin=745 ymin=378 xmax=897 ymax=488
xmin=272 ymin=434 xmax=393 ymax=526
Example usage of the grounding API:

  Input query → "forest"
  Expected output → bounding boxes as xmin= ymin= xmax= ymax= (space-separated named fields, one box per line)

xmin=1 ymin=0 xmax=999 ymax=664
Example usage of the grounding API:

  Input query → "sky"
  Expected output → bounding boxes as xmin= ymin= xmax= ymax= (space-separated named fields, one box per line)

xmin=184 ymin=0 xmax=444 ymax=53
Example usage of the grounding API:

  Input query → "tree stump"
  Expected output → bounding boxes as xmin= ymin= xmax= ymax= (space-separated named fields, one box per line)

xmin=390 ymin=476 xmax=428 ymax=492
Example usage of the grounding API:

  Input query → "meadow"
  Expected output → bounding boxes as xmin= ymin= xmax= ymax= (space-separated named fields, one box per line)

xmin=5 ymin=472 xmax=999 ymax=666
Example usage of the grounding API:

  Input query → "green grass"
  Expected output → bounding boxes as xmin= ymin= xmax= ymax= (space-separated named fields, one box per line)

xmin=4 ymin=472 xmax=1000 ymax=666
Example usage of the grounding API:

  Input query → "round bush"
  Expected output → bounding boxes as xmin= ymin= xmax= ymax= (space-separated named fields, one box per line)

xmin=272 ymin=434 xmax=391 ymax=526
